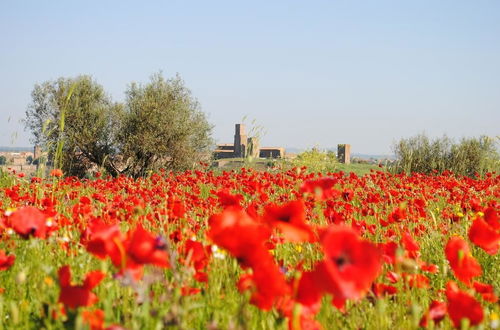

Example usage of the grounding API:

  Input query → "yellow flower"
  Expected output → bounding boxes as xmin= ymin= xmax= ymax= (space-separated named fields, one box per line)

xmin=44 ymin=277 xmax=54 ymax=287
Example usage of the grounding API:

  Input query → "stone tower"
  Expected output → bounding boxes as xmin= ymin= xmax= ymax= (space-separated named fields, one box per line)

xmin=337 ymin=144 xmax=351 ymax=164
xmin=234 ymin=124 xmax=248 ymax=158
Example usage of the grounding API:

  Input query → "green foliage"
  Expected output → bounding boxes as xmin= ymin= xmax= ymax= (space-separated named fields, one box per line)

xmin=26 ymin=155 xmax=33 ymax=165
xmin=290 ymin=147 xmax=338 ymax=173
xmin=0 ymin=155 xmax=6 ymax=165
xmin=25 ymin=76 xmax=122 ymax=177
xmin=392 ymin=134 xmax=499 ymax=176
xmin=118 ymin=73 xmax=214 ymax=177
xmin=25 ymin=73 xmax=213 ymax=178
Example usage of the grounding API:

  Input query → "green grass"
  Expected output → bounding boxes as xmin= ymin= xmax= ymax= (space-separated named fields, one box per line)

xmin=213 ymin=157 xmax=380 ymax=176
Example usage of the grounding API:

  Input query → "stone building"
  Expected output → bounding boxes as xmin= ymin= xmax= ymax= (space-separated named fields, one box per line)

xmin=214 ymin=124 xmax=285 ymax=159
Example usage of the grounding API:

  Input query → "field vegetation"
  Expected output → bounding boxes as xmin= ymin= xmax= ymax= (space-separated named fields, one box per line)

xmin=0 ymin=164 xmax=498 ymax=329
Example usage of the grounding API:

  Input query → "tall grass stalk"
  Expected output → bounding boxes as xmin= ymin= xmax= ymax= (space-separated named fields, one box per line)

xmin=53 ymin=83 xmax=76 ymax=171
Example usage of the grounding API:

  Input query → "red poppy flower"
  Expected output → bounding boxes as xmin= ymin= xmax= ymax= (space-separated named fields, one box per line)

xmin=406 ymin=273 xmax=430 ymax=289
xmin=50 ymin=169 xmax=63 ymax=177
xmin=342 ymin=189 xmax=354 ymax=202
xmin=419 ymin=300 xmax=447 ymax=327
xmin=8 ymin=206 xmax=48 ymax=239
xmin=468 ymin=217 xmax=499 ymax=255
xmin=208 ymin=207 xmax=289 ymax=310
xmin=445 ymin=236 xmax=481 ymax=285
xmin=483 ymin=207 xmax=499 ymax=230
xmin=215 ymin=189 xmax=244 ymax=208
xmin=278 ymin=295 xmax=322 ymax=330
xmin=445 ymin=281 xmax=484 ymax=328
xmin=420 ymin=262 xmax=439 ymax=274
xmin=300 ymin=226 xmax=382 ymax=306
xmin=379 ymin=241 xmax=399 ymax=265
xmin=208 ymin=206 xmax=271 ymax=263
xmin=297 ymin=271 xmax=323 ymax=307
xmin=0 ymin=250 xmax=15 ymax=271
xmin=247 ymin=259 xmax=290 ymax=310
xmin=263 ymin=200 xmax=314 ymax=243
xmin=401 ymin=231 xmax=420 ymax=259
xmin=126 ymin=224 xmax=170 ymax=268
xmin=388 ymin=207 xmax=407 ymax=223
xmin=58 ymin=265 xmax=105 ymax=309
xmin=82 ymin=309 xmax=105 ymax=330
xmin=372 ymin=283 xmax=398 ymax=298
xmin=85 ymin=222 xmax=124 ymax=267
xmin=473 ymin=281 xmax=498 ymax=303
xmin=300 ymin=177 xmax=340 ymax=201
xmin=183 ymin=239 xmax=210 ymax=271
xmin=182 ymin=239 xmax=211 ymax=283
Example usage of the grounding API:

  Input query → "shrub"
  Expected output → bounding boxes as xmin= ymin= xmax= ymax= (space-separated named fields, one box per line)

xmin=392 ymin=134 xmax=499 ymax=177
xmin=290 ymin=147 xmax=338 ymax=173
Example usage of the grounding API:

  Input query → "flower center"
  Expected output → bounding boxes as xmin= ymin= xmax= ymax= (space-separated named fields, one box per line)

xmin=278 ymin=215 xmax=291 ymax=223
xmin=333 ymin=253 xmax=350 ymax=271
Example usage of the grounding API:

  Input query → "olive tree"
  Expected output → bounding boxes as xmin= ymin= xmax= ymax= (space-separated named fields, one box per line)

xmin=25 ymin=76 xmax=123 ymax=177
xmin=119 ymin=73 xmax=213 ymax=177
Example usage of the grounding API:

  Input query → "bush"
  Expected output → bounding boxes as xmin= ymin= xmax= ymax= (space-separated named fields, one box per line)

xmin=289 ymin=148 xmax=338 ymax=173
xmin=392 ymin=134 xmax=499 ymax=177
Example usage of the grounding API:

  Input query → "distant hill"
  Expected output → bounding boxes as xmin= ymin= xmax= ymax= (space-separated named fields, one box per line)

xmin=0 ymin=146 xmax=32 ymax=152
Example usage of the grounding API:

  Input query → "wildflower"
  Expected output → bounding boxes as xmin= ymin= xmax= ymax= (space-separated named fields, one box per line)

xmin=82 ymin=309 xmax=105 ymax=330
xmin=263 ymin=200 xmax=315 ymax=243
xmin=85 ymin=222 xmax=123 ymax=266
xmin=8 ymin=206 xmax=48 ymax=239
xmin=0 ymin=250 xmax=15 ymax=271
xmin=58 ymin=265 xmax=105 ymax=309
xmin=468 ymin=216 xmax=499 ymax=255
xmin=298 ymin=226 xmax=382 ymax=307
xmin=208 ymin=207 xmax=289 ymax=310
xmin=50 ymin=169 xmax=63 ymax=177
xmin=126 ymin=224 xmax=170 ymax=268
xmin=300 ymin=177 xmax=339 ymax=200
xmin=446 ymin=281 xmax=484 ymax=328
xmin=445 ymin=236 xmax=482 ymax=285
xmin=419 ymin=300 xmax=447 ymax=327
xmin=473 ymin=281 xmax=498 ymax=303
xmin=484 ymin=207 xmax=499 ymax=230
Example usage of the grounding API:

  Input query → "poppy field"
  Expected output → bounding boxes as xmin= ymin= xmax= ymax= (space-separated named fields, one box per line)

xmin=0 ymin=167 xmax=499 ymax=329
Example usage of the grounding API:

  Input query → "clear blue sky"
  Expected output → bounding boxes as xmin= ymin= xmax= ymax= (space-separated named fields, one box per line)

xmin=1 ymin=0 xmax=499 ymax=154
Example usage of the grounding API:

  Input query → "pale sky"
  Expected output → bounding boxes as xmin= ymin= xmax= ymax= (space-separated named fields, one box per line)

xmin=1 ymin=1 xmax=499 ymax=154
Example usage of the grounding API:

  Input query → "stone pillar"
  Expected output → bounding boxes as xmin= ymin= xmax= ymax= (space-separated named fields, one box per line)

xmin=337 ymin=144 xmax=351 ymax=164
xmin=234 ymin=124 xmax=247 ymax=158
